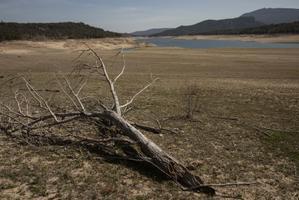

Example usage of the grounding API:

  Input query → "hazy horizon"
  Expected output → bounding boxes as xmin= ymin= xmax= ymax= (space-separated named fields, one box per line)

xmin=1 ymin=0 xmax=299 ymax=32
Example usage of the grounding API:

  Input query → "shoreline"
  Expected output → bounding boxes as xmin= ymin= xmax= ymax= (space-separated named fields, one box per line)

xmin=2 ymin=36 xmax=299 ymax=56
xmin=0 ymin=37 xmax=141 ymax=54
xmin=174 ymin=34 xmax=299 ymax=43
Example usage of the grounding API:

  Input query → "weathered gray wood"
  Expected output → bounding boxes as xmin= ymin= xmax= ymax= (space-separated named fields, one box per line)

xmin=103 ymin=110 xmax=215 ymax=195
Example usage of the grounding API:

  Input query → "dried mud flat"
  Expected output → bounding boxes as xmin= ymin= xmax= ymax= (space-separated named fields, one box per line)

xmin=0 ymin=42 xmax=299 ymax=199
xmin=0 ymin=38 xmax=140 ymax=55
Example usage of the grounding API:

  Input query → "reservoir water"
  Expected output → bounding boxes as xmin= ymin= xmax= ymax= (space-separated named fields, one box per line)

xmin=138 ymin=37 xmax=299 ymax=49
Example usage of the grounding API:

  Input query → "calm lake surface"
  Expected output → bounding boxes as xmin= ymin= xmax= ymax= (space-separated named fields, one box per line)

xmin=138 ymin=37 xmax=299 ymax=49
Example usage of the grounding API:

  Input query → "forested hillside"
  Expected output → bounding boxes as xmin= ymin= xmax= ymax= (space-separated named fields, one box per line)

xmin=0 ymin=22 xmax=121 ymax=41
xmin=205 ymin=21 xmax=299 ymax=35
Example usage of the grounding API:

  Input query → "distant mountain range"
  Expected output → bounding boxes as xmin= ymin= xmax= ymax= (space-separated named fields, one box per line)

xmin=154 ymin=17 xmax=263 ymax=36
xmin=130 ymin=28 xmax=173 ymax=36
xmin=154 ymin=8 xmax=299 ymax=36
xmin=0 ymin=22 xmax=121 ymax=41
xmin=204 ymin=21 xmax=299 ymax=35
xmin=241 ymin=8 xmax=299 ymax=24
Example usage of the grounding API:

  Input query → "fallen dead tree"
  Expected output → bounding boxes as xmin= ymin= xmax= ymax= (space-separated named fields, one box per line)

xmin=0 ymin=47 xmax=217 ymax=195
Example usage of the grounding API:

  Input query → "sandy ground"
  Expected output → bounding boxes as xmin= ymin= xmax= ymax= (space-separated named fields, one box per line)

xmin=0 ymin=42 xmax=298 ymax=199
xmin=175 ymin=34 xmax=299 ymax=43
xmin=0 ymin=38 xmax=141 ymax=55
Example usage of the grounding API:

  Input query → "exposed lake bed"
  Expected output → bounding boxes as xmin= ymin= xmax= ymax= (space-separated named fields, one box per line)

xmin=0 ymin=38 xmax=299 ymax=199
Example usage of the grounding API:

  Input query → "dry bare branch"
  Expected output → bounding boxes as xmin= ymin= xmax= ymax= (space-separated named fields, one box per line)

xmin=113 ymin=51 xmax=126 ymax=84
xmin=184 ymin=181 xmax=258 ymax=191
xmin=120 ymin=78 xmax=159 ymax=109
xmin=87 ymin=47 xmax=122 ymax=115
xmin=55 ymin=76 xmax=80 ymax=110
xmin=63 ymin=76 xmax=86 ymax=112
xmin=23 ymin=78 xmax=60 ymax=121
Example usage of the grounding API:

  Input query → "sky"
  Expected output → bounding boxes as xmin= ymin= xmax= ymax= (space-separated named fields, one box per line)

xmin=0 ymin=0 xmax=299 ymax=33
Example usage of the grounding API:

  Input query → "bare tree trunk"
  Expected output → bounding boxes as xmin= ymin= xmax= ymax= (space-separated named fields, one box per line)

xmin=103 ymin=110 xmax=215 ymax=195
